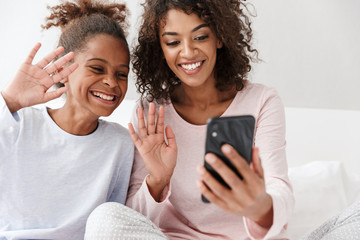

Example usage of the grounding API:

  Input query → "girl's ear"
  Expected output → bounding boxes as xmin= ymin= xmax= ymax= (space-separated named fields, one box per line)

xmin=217 ymin=40 xmax=223 ymax=49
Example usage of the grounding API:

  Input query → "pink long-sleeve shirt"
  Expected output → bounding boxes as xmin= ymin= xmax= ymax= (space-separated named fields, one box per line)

xmin=126 ymin=81 xmax=294 ymax=240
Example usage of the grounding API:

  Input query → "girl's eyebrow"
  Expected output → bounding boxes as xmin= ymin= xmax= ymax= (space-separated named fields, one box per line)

xmin=161 ymin=23 xmax=209 ymax=37
xmin=88 ymin=58 xmax=129 ymax=68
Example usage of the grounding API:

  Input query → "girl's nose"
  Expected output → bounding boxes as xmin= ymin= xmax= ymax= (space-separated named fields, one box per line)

xmin=103 ymin=75 xmax=117 ymax=88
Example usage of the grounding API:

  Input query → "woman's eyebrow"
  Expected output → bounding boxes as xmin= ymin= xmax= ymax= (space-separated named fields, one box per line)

xmin=191 ymin=23 xmax=209 ymax=32
xmin=161 ymin=23 xmax=209 ymax=37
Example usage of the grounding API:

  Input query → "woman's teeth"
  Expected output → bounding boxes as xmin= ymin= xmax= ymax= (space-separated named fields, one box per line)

xmin=181 ymin=62 xmax=201 ymax=70
xmin=92 ymin=91 xmax=115 ymax=101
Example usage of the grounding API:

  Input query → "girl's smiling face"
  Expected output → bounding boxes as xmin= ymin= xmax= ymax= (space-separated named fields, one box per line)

xmin=159 ymin=9 xmax=222 ymax=89
xmin=66 ymin=34 xmax=130 ymax=117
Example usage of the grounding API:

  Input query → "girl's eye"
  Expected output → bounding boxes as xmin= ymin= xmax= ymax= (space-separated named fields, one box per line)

xmin=166 ymin=41 xmax=180 ymax=46
xmin=90 ymin=66 xmax=104 ymax=73
xmin=195 ymin=35 xmax=209 ymax=41
xmin=116 ymin=72 xmax=128 ymax=79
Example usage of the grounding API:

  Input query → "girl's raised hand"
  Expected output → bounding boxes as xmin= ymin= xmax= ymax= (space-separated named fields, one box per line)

xmin=128 ymin=103 xmax=177 ymax=201
xmin=1 ymin=42 xmax=78 ymax=113
xmin=197 ymin=145 xmax=274 ymax=228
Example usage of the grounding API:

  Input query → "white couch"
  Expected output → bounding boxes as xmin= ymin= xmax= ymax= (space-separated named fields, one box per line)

xmin=284 ymin=107 xmax=360 ymax=239
xmin=103 ymin=100 xmax=360 ymax=239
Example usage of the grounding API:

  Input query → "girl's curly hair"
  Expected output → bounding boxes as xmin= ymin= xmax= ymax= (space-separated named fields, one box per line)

xmin=132 ymin=0 xmax=258 ymax=102
xmin=43 ymin=0 xmax=129 ymax=61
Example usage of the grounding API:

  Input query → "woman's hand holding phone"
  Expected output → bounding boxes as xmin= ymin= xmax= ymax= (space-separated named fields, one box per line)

xmin=128 ymin=103 xmax=178 ymax=202
xmin=197 ymin=145 xmax=273 ymax=228
xmin=197 ymin=115 xmax=274 ymax=228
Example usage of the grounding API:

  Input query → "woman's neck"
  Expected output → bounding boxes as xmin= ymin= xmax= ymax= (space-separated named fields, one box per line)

xmin=171 ymin=85 xmax=237 ymax=125
xmin=173 ymin=83 xmax=235 ymax=105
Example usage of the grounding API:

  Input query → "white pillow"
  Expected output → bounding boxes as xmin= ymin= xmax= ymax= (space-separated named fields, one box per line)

xmin=286 ymin=161 xmax=360 ymax=239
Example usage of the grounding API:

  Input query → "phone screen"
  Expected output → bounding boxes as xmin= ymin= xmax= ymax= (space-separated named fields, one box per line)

xmin=202 ymin=115 xmax=255 ymax=203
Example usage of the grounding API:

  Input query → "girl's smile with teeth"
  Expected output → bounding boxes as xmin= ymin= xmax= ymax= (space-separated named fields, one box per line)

xmin=91 ymin=90 xmax=117 ymax=101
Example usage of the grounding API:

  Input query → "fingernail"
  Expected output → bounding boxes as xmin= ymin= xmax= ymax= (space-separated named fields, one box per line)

xmin=222 ymin=144 xmax=231 ymax=153
xmin=205 ymin=154 xmax=216 ymax=164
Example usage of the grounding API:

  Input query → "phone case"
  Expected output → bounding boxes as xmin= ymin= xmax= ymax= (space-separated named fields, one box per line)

xmin=202 ymin=115 xmax=255 ymax=203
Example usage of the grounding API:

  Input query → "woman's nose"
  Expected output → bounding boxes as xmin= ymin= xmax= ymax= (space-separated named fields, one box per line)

xmin=180 ymin=41 xmax=197 ymax=59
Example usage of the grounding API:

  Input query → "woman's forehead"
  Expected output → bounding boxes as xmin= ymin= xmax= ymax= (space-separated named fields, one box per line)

xmin=159 ymin=9 xmax=206 ymax=32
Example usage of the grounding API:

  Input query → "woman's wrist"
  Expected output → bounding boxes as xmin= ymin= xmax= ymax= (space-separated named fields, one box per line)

xmin=252 ymin=194 xmax=274 ymax=229
xmin=146 ymin=175 xmax=170 ymax=202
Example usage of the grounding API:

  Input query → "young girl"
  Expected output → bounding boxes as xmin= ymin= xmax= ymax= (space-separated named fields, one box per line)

xmin=86 ymin=0 xmax=294 ymax=239
xmin=0 ymin=0 xmax=134 ymax=239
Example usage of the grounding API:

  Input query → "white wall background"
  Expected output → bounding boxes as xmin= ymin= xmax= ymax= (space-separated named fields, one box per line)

xmin=251 ymin=0 xmax=360 ymax=111
xmin=1 ymin=0 xmax=359 ymax=110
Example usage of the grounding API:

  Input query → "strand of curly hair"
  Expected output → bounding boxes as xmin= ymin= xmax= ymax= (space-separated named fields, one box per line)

xmin=42 ymin=0 xmax=128 ymax=32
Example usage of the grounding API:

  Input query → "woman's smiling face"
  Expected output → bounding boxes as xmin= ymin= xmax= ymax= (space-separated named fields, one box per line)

xmin=159 ymin=9 xmax=222 ymax=89
xmin=66 ymin=34 xmax=130 ymax=117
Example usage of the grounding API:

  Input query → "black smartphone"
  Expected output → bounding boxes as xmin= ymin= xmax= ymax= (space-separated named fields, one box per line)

xmin=201 ymin=115 xmax=255 ymax=203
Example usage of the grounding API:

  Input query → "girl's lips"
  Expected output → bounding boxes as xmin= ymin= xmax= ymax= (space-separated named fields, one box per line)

xmin=90 ymin=90 xmax=119 ymax=105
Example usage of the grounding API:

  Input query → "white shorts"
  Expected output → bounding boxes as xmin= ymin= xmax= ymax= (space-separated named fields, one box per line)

xmin=85 ymin=202 xmax=168 ymax=240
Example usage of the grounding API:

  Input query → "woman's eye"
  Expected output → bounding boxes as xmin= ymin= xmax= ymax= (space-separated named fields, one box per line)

xmin=166 ymin=41 xmax=180 ymax=46
xmin=195 ymin=35 xmax=209 ymax=41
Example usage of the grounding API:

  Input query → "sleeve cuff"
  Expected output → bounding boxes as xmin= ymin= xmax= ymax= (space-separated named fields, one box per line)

xmin=143 ymin=175 xmax=171 ymax=204
xmin=243 ymin=217 xmax=270 ymax=240
xmin=0 ymin=92 xmax=20 ymax=126
xmin=244 ymin=192 xmax=292 ymax=239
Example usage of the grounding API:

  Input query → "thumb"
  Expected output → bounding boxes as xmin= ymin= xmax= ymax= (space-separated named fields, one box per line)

xmin=251 ymin=147 xmax=264 ymax=178
xmin=165 ymin=125 xmax=177 ymax=150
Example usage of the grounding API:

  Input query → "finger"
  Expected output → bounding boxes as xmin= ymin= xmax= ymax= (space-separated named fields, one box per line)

xmin=204 ymin=153 xmax=245 ymax=191
xmin=156 ymin=106 xmax=165 ymax=134
xmin=221 ymin=144 xmax=254 ymax=181
xmin=128 ymin=123 xmax=142 ymax=149
xmin=42 ymin=86 xmax=68 ymax=102
xmin=147 ymin=102 xmax=156 ymax=135
xmin=36 ymin=46 xmax=65 ymax=70
xmin=197 ymin=163 xmax=233 ymax=200
xmin=51 ymin=62 xmax=78 ymax=86
xmin=165 ymin=125 xmax=177 ymax=150
xmin=137 ymin=107 xmax=147 ymax=139
xmin=250 ymin=147 xmax=264 ymax=178
xmin=196 ymin=179 xmax=227 ymax=208
xmin=44 ymin=51 xmax=75 ymax=77
xmin=24 ymin=42 xmax=42 ymax=65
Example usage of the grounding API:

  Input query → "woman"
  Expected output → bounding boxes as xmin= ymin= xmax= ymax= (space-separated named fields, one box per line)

xmin=86 ymin=1 xmax=294 ymax=239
